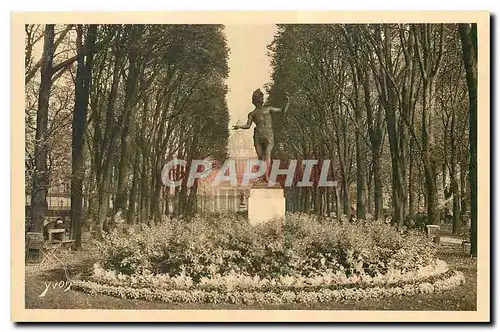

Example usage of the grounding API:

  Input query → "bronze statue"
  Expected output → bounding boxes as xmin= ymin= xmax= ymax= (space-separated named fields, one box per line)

xmin=232 ymin=89 xmax=290 ymax=182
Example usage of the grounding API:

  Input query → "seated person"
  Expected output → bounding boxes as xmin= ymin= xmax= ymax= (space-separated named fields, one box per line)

xmin=43 ymin=218 xmax=56 ymax=241
xmin=53 ymin=218 xmax=66 ymax=241
xmin=44 ymin=218 xmax=66 ymax=242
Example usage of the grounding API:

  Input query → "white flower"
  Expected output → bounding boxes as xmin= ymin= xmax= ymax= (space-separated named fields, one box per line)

xmin=418 ymin=282 xmax=434 ymax=294
xmin=279 ymin=275 xmax=296 ymax=287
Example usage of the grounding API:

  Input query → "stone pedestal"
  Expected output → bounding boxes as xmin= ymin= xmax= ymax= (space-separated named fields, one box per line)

xmin=248 ymin=186 xmax=285 ymax=225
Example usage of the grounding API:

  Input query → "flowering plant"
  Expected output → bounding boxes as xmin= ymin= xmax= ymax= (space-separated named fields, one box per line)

xmin=89 ymin=259 xmax=450 ymax=293
xmin=73 ymin=269 xmax=465 ymax=305
xmin=97 ymin=213 xmax=439 ymax=281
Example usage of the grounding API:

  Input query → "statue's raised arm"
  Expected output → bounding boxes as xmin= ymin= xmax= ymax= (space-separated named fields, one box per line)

xmin=269 ymin=92 xmax=291 ymax=114
xmin=232 ymin=112 xmax=253 ymax=130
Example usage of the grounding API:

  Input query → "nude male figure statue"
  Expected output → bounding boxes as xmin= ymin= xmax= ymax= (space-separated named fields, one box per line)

xmin=232 ymin=89 xmax=291 ymax=182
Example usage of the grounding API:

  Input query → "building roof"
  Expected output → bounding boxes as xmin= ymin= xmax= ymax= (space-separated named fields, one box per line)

xmin=228 ymin=126 xmax=257 ymax=159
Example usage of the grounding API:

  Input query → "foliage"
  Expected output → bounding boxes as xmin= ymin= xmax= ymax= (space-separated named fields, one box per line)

xmin=25 ymin=24 xmax=231 ymax=233
xmin=266 ymin=23 xmax=471 ymax=227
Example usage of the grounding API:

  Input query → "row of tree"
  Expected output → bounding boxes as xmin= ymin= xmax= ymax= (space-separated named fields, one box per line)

xmin=24 ymin=23 xmax=478 ymax=256
xmin=26 ymin=24 xmax=231 ymax=248
xmin=266 ymin=23 xmax=477 ymax=256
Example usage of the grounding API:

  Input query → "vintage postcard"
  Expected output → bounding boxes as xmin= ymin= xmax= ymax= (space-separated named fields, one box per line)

xmin=11 ymin=11 xmax=490 ymax=322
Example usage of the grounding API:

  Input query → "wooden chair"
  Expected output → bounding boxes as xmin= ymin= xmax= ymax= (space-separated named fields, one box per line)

xmin=41 ymin=241 xmax=63 ymax=265
xmin=25 ymin=232 xmax=44 ymax=262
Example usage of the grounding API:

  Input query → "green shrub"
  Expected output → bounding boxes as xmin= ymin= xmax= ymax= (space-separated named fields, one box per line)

xmin=97 ymin=213 xmax=437 ymax=280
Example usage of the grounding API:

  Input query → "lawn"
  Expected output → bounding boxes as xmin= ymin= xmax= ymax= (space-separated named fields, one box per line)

xmin=24 ymin=240 xmax=476 ymax=311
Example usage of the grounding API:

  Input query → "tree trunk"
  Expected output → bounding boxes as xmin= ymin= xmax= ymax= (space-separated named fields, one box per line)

xmin=450 ymin=101 xmax=461 ymax=235
xmin=367 ymin=168 xmax=373 ymax=214
xmin=391 ymin=157 xmax=406 ymax=227
xmin=97 ymin=166 xmax=112 ymax=233
xmin=127 ymin=147 xmax=140 ymax=223
xmin=399 ymin=119 xmax=408 ymax=218
xmin=303 ymin=187 xmax=310 ymax=212
xmin=187 ymin=182 xmax=199 ymax=216
xmin=451 ymin=168 xmax=461 ymax=235
xmin=363 ymin=68 xmax=383 ymax=221
xmin=413 ymin=25 xmax=444 ymax=227
xmin=164 ymin=188 xmax=170 ymax=215
xmin=341 ymin=171 xmax=349 ymax=215
xmin=140 ymin=155 xmax=150 ymax=224
xmin=421 ymin=80 xmax=440 ymax=226
xmin=326 ymin=189 xmax=331 ymax=216
xmin=115 ymin=37 xmax=139 ymax=212
xmin=87 ymin=177 xmax=97 ymax=223
xmin=460 ymin=161 xmax=469 ymax=216
xmin=311 ymin=185 xmax=318 ymax=215
xmin=295 ymin=187 xmax=301 ymax=212
xmin=30 ymin=25 xmax=55 ymax=233
xmin=384 ymin=94 xmax=405 ymax=226
xmin=372 ymin=146 xmax=383 ymax=221
xmin=417 ymin=161 xmax=423 ymax=211
xmin=423 ymin=151 xmax=439 ymax=225
xmin=458 ymin=23 xmax=477 ymax=257
xmin=71 ymin=25 xmax=96 ymax=249
xmin=408 ymin=139 xmax=417 ymax=216
xmin=150 ymin=166 xmax=163 ymax=222
xmin=94 ymin=46 xmax=121 ymax=233
xmin=354 ymin=81 xmax=367 ymax=220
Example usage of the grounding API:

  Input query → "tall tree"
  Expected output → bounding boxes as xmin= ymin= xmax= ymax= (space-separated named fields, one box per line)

xmin=267 ymin=23 xmax=471 ymax=228
xmin=30 ymin=25 xmax=55 ymax=232
xmin=115 ymin=25 xmax=142 ymax=214
xmin=413 ymin=24 xmax=445 ymax=226
xmin=458 ymin=23 xmax=477 ymax=257
xmin=342 ymin=25 xmax=368 ymax=220
xmin=363 ymin=24 xmax=408 ymax=226
xmin=30 ymin=24 xmax=90 ymax=233
xmin=71 ymin=25 xmax=97 ymax=249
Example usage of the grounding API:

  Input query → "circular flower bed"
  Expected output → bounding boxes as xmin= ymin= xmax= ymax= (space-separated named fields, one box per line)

xmin=73 ymin=213 xmax=466 ymax=304
xmin=72 ymin=261 xmax=465 ymax=304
